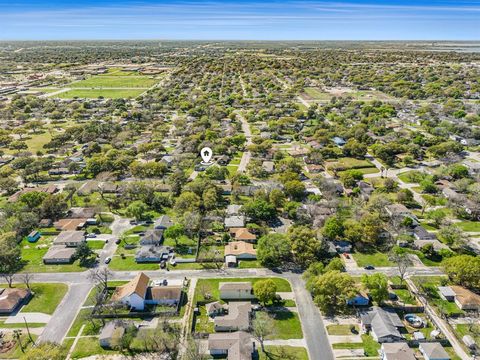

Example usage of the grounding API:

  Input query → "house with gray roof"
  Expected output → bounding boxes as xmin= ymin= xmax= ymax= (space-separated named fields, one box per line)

xmin=224 ymin=216 xmax=246 ymax=228
xmin=361 ymin=307 xmax=405 ymax=343
xmin=419 ymin=343 xmax=450 ymax=360
xmin=214 ymin=302 xmax=251 ymax=332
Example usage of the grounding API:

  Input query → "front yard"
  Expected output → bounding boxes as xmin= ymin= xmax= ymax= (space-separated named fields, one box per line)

xmin=352 ymin=252 xmax=394 ymax=267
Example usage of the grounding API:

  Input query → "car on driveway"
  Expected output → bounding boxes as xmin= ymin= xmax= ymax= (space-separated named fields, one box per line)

xmin=104 ymin=257 xmax=111 ymax=264
xmin=364 ymin=265 xmax=375 ymax=270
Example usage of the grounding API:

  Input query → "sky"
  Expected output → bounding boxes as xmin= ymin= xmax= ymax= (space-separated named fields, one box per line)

xmin=1 ymin=0 xmax=480 ymax=40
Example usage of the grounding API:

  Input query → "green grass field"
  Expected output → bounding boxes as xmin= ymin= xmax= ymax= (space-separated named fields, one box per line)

xmin=57 ymin=89 xmax=145 ymax=99
xmin=0 ymin=283 xmax=68 ymax=315
xmin=70 ymin=75 xmax=156 ymax=88
xmin=327 ymin=324 xmax=359 ymax=335
xmin=352 ymin=252 xmax=394 ymax=267
xmin=267 ymin=311 xmax=303 ymax=339
xmin=259 ymin=346 xmax=308 ymax=360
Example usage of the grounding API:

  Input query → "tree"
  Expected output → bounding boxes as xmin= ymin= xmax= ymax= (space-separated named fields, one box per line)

xmin=174 ymin=191 xmax=201 ymax=213
xmin=164 ymin=224 xmax=185 ymax=247
xmin=340 ymin=170 xmax=363 ymax=188
xmin=257 ymin=233 xmax=291 ymax=268
xmin=269 ymin=189 xmax=285 ymax=208
xmin=324 ymin=258 xmax=345 ymax=273
xmin=443 ymin=255 xmax=480 ymax=290
xmin=41 ymin=194 xmax=67 ymax=220
xmin=20 ymin=273 xmax=33 ymax=289
xmin=288 ymin=225 xmax=322 ymax=267
xmin=0 ymin=232 xmax=22 ymax=287
xmin=126 ymin=200 xmax=149 ymax=221
xmin=74 ymin=242 xmax=95 ymax=266
xmin=322 ymin=216 xmax=344 ymax=240
xmin=397 ymin=188 xmax=414 ymax=204
xmin=425 ymin=209 xmax=447 ymax=228
xmin=284 ymin=180 xmax=306 ymax=201
xmin=184 ymin=336 xmax=208 ymax=360
xmin=242 ymin=199 xmax=276 ymax=222
xmin=311 ymin=271 xmax=356 ymax=314
xmin=361 ymin=273 xmax=389 ymax=304
xmin=251 ymin=312 xmax=275 ymax=353
xmin=343 ymin=139 xmax=367 ymax=158
xmin=253 ymin=279 xmax=277 ymax=305
xmin=389 ymin=247 xmax=413 ymax=284
xmin=303 ymin=262 xmax=325 ymax=290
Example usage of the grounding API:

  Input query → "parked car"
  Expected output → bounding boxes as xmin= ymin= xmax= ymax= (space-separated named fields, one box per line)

xmin=86 ymin=233 xmax=97 ymax=238
xmin=104 ymin=257 xmax=111 ymax=264
xmin=115 ymin=239 xmax=121 ymax=244
xmin=364 ymin=265 xmax=375 ymax=270
xmin=160 ymin=260 xmax=166 ymax=269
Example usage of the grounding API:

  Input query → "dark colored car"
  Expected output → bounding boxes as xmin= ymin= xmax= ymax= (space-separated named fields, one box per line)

xmin=364 ymin=265 xmax=375 ymax=270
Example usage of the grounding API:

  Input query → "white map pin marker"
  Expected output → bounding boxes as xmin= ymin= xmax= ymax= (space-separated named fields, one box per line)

xmin=200 ymin=147 xmax=213 ymax=164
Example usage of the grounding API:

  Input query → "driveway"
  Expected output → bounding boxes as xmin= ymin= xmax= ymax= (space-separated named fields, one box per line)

xmin=5 ymin=312 xmax=51 ymax=324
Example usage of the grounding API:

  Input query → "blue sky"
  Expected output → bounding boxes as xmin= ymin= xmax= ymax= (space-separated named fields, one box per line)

xmin=1 ymin=0 xmax=480 ymax=40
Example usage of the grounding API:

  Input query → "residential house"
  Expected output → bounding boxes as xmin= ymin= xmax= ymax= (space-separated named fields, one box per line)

xmin=145 ymin=286 xmax=182 ymax=306
xmin=261 ymin=161 xmax=275 ymax=174
xmin=160 ymin=155 xmax=175 ymax=168
xmin=381 ymin=343 xmax=415 ymax=360
xmin=54 ymin=218 xmax=87 ymax=231
xmin=224 ymin=241 xmax=257 ymax=262
xmin=139 ymin=229 xmax=164 ymax=246
xmin=361 ymin=307 xmax=405 ymax=343
xmin=450 ymin=286 xmax=480 ymax=310
xmin=154 ymin=215 xmax=173 ymax=230
xmin=358 ymin=181 xmax=375 ymax=200
xmin=348 ymin=287 xmax=370 ymax=306
xmin=208 ymin=331 xmax=253 ymax=360
xmin=99 ymin=321 xmax=126 ymax=349
xmin=419 ymin=343 xmax=450 ymax=360
xmin=226 ymin=204 xmax=242 ymax=216
xmin=111 ymin=273 xmax=150 ymax=310
xmin=385 ymin=204 xmax=411 ymax=219
xmin=225 ymin=216 xmax=246 ymax=229
xmin=217 ymin=155 xmax=230 ymax=166
xmin=229 ymin=228 xmax=256 ymax=242
xmin=52 ymin=231 xmax=86 ymax=247
xmin=220 ymin=282 xmax=255 ymax=300
xmin=438 ymin=286 xmax=456 ymax=302
xmin=214 ymin=302 xmax=252 ymax=331
xmin=206 ymin=301 xmax=227 ymax=317
xmin=27 ymin=230 xmax=41 ymax=243
xmin=135 ymin=245 xmax=170 ymax=263
xmin=42 ymin=246 xmax=76 ymax=264
xmin=68 ymin=207 xmax=96 ymax=219
xmin=332 ymin=137 xmax=346 ymax=146
xmin=412 ymin=225 xmax=437 ymax=241
xmin=0 ymin=288 xmax=31 ymax=314
xmin=414 ymin=239 xmax=448 ymax=252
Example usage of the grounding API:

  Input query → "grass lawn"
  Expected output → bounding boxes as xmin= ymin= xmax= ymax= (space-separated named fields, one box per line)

xmin=20 ymin=242 xmax=85 ymax=273
xmin=393 ymin=289 xmax=417 ymax=305
xmin=412 ymin=276 xmax=464 ymax=317
xmin=0 ymin=321 xmax=45 ymax=328
xmin=267 ymin=311 xmax=303 ymax=340
xmin=326 ymin=324 xmax=359 ymax=335
xmin=87 ymin=240 xmax=105 ymax=250
xmin=24 ymin=132 xmax=52 ymax=153
xmin=397 ymin=170 xmax=427 ymax=184
xmin=352 ymin=252 xmax=394 ymax=267
xmin=455 ymin=324 xmax=480 ymax=347
xmin=456 ymin=221 xmax=480 ymax=232
xmin=67 ymin=309 xmax=103 ymax=337
xmin=70 ymin=337 xmax=115 ymax=359
xmin=338 ymin=167 xmax=379 ymax=176
xmin=238 ymin=260 xmax=263 ymax=269
xmin=361 ymin=334 xmax=381 ymax=356
xmin=70 ymin=75 xmax=156 ymax=88
xmin=259 ymin=346 xmax=308 ymax=360
xmin=194 ymin=305 xmax=215 ymax=333
xmin=303 ymin=87 xmax=332 ymax=101
xmin=57 ymin=89 xmax=145 ymax=99
xmin=194 ymin=277 xmax=292 ymax=302
xmin=332 ymin=342 xmax=363 ymax=349
xmin=0 ymin=283 xmax=68 ymax=315
xmin=108 ymin=255 xmax=159 ymax=271
xmin=326 ymin=157 xmax=374 ymax=171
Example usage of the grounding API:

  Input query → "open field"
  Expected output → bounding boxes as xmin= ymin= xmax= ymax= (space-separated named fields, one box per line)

xmin=70 ymin=75 xmax=156 ymax=88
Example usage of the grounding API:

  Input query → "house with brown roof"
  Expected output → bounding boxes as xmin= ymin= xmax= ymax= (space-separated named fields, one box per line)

xmin=381 ymin=343 xmax=415 ymax=360
xmin=450 ymin=286 xmax=480 ymax=310
xmin=208 ymin=331 xmax=253 ymax=360
xmin=145 ymin=286 xmax=182 ymax=306
xmin=52 ymin=231 xmax=86 ymax=247
xmin=42 ymin=246 xmax=76 ymax=264
xmin=229 ymin=228 xmax=256 ymax=242
xmin=54 ymin=218 xmax=87 ymax=231
xmin=224 ymin=241 xmax=257 ymax=260
xmin=220 ymin=282 xmax=255 ymax=300
xmin=0 ymin=288 xmax=31 ymax=314
xmin=111 ymin=272 xmax=150 ymax=310
xmin=214 ymin=302 xmax=252 ymax=332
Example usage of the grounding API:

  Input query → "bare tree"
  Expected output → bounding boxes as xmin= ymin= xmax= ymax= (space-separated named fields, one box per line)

xmin=20 ymin=273 xmax=33 ymax=289
xmin=389 ymin=249 xmax=413 ymax=284
xmin=251 ymin=312 xmax=275 ymax=353
xmin=184 ymin=336 xmax=208 ymax=360
xmin=88 ymin=267 xmax=112 ymax=291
